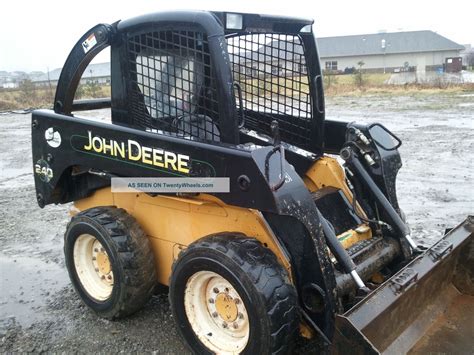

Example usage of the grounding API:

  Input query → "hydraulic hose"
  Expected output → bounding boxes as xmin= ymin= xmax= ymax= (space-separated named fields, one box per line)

xmin=317 ymin=210 xmax=367 ymax=289
xmin=346 ymin=175 xmax=392 ymax=229
xmin=341 ymin=147 xmax=418 ymax=251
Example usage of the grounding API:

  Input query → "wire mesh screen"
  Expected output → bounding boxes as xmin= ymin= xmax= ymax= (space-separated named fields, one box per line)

xmin=227 ymin=34 xmax=312 ymax=149
xmin=127 ymin=30 xmax=221 ymax=142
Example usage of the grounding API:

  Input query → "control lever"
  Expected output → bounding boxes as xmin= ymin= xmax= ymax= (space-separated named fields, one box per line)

xmin=233 ymin=83 xmax=245 ymax=128
xmin=271 ymin=120 xmax=281 ymax=145
xmin=264 ymin=121 xmax=286 ymax=191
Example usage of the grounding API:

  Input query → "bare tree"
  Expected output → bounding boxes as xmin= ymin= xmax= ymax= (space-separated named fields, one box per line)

xmin=465 ymin=51 xmax=474 ymax=69
xmin=323 ymin=70 xmax=338 ymax=89
xmin=353 ymin=61 xmax=366 ymax=88
xmin=85 ymin=80 xmax=102 ymax=98
xmin=18 ymin=79 xmax=37 ymax=102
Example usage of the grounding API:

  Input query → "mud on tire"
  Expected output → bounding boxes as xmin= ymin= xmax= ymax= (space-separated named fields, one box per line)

xmin=169 ymin=234 xmax=299 ymax=354
xmin=64 ymin=206 xmax=156 ymax=319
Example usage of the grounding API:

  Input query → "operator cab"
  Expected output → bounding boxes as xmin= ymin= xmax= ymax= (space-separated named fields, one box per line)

xmin=55 ymin=11 xmax=326 ymax=172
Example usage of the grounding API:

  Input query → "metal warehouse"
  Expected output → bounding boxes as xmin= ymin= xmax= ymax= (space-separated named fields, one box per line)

xmin=317 ymin=30 xmax=464 ymax=73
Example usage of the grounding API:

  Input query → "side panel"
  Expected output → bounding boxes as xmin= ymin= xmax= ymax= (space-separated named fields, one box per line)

xmin=31 ymin=110 xmax=278 ymax=212
xmin=304 ymin=156 xmax=353 ymax=200
xmin=72 ymin=188 xmax=292 ymax=285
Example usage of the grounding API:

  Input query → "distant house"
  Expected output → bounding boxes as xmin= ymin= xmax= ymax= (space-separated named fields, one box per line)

xmin=0 ymin=70 xmax=19 ymax=89
xmin=2 ymin=82 xmax=18 ymax=89
xmin=79 ymin=62 xmax=111 ymax=85
xmin=229 ymin=37 xmax=307 ymax=78
xmin=0 ymin=70 xmax=25 ymax=89
xmin=32 ymin=62 xmax=111 ymax=87
xmin=317 ymin=31 xmax=465 ymax=73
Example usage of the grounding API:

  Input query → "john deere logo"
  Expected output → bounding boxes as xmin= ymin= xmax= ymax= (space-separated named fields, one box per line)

xmin=45 ymin=127 xmax=61 ymax=148
xmin=80 ymin=131 xmax=191 ymax=174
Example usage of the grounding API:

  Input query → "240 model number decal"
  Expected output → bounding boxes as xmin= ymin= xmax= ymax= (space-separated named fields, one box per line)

xmin=35 ymin=159 xmax=53 ymax=182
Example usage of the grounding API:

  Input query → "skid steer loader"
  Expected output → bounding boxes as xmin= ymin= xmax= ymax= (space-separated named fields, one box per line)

xmin=32 ymin=11 xmax=473 ymax=354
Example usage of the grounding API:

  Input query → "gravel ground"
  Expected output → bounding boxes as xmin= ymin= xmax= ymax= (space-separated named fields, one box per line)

xmin=0 ymin=92 xmax=473 ymax=353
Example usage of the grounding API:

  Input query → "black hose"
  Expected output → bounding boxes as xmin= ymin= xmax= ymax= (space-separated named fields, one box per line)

xmin=318 ymin=210 xmax=357 ymax=274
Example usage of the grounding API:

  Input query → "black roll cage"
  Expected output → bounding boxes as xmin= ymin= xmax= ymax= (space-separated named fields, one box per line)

xmin=53 ymin=10 xmax=326 ymax=155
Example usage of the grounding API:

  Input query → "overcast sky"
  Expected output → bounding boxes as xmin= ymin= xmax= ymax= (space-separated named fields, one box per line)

xmin=1 ymin=0 xmax=473 ymax=72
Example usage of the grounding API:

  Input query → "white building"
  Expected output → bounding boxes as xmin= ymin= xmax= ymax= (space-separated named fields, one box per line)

xmin=32 ymin=62 xmax=111 ymax=87
xmin=317 ymin=31 xmax=464 ymax=73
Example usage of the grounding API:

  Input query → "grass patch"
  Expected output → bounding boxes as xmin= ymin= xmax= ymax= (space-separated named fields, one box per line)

xmin=1 ymin=74 xmax=472 ymax=112
xmin=324 ymin=74 xmax=474 ymax=97
xmin=0 ymin=83 xmax=110 ymax=111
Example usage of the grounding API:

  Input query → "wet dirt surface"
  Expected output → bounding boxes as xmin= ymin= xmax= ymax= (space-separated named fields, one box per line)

xmin=1 ymin=92 xmax=473 ymax=353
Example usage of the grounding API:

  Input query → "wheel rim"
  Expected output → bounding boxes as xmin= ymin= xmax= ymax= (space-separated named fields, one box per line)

xmin=184 ymin=271 xmax=250 ymax=354
xmin=73 ymin=234 xmax=114 ymax=301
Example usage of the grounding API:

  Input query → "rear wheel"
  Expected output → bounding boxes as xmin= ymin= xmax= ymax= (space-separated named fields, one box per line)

xmin=73 ymin=233 xmax=114 ymax=301
xmin=64 ymin=206 xmax=156 ymax=319
xmin=169 ymin=234 xmax=299 ymax=354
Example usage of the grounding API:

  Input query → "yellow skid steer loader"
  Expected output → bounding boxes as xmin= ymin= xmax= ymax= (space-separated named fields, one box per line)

xmin=31 ymin=11 xmax=473 ymax=354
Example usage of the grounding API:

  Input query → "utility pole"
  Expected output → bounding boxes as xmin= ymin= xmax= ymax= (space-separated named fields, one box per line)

xmin=381 ymin=39 xmax=386 ymax=74
xmin=47 ymin=67 xmax=53 ymax=102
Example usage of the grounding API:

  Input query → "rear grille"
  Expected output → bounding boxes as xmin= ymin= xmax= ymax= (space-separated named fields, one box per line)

xmin=226 ymin=33 xmax=313 ymax=149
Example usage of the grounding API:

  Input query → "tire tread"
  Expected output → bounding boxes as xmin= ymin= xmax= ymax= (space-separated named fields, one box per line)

xmin=66 ymin=206 xmax=156 ymax=319
xmin=171 ymin=233 xmax=299 ymax=354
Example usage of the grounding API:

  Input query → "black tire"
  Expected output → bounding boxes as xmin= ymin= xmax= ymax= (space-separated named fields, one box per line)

xmin=64 ymin=206 xmax=156 ymax=319
xmin=169 ymin=234 xmax=299 ymax=355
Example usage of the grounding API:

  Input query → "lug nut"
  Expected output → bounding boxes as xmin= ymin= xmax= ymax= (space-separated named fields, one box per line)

xmin=238 ymin=312 xmax=244 ymax=319
xmin=95 ymin=268 xmax=99 ymax=272
xmin=92 ymin=257 xmax=96 ymax=261
xmin=94 ymin=248 xmax=99 ymax=252
xmin=208 ymin=298 xmax=214 ymax=304
xmin=107 ymin=275 xmax=112 ymax=280
xmin=234 ymin=298 xmax=240 ymax=304
xmin=233 ymin=322 xmax=238 ymax=329
xmin=222 ymin=322 xmax=228 ymax=328
xmin=101 ymin=275 xmax=105 ymax=280
xmin=212 ymin=312 xmax=218 ymax=318
xmin=213 ymin=287 xmax=219 ymax=294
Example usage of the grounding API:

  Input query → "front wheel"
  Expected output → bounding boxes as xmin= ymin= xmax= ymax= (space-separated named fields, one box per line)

xmin=169 ymin=234 xmax=299 ymax=354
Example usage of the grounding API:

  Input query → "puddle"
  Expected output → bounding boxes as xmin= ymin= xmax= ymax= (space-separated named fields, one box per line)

xmin=0 ymin=253 xmax=69 ymax=327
